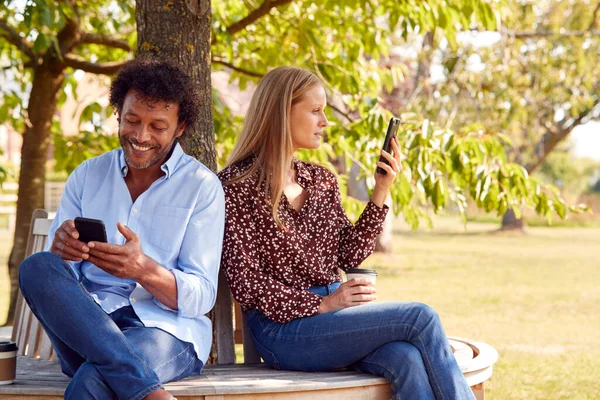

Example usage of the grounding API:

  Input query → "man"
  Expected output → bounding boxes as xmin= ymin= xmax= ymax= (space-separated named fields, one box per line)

xmin=18 ymin=59 xmax=224 ymax=400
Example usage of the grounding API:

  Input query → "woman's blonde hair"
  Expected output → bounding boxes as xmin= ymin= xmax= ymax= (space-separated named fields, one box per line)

xmin=226 ymin=66 xmax=324 ymax=229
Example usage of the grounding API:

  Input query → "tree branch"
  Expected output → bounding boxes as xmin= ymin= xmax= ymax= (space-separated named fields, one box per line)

xmin=212 ymin=0 xmax=293 ymax=44
xmin=526 ymin=102 xmax=599 ymax=173
xmin=211 ymin=58 xmax=264 ymax=78
xmin=509 ymin=30 xmax=600 ymax=38
xmin=63 ymin=55 xmax=130 ymax=75
xmin=327 ymin=101 xmax=354 ymax=123
xmin=0 ymin=19 xmax=36 ymax=62
xmin=589 ymin=1 xmax=600 ymax=31
xmin=79 ymin=33 xmax=132 ymax=52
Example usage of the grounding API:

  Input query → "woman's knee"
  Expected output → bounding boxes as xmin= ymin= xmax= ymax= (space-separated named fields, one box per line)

xmin=411 ymin=302 xmax=440 ymax=322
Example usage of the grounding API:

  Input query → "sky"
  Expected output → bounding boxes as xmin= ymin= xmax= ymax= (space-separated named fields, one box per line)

xmin=571 ymin=122 xmax=600 ymax=160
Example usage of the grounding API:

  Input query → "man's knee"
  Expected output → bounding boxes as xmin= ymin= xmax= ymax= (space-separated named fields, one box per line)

xmin=19 ymin=252 xmax=65 ymax=293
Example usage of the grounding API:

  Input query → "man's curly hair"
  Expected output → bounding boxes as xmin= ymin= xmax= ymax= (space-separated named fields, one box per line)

xmin=109 ymin=58 xmax=200 ymax=135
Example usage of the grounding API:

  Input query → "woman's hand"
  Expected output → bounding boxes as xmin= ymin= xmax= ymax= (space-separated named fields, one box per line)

xmin=372 ymin=137 xmax=401 ymax=207
xmin=318 ymin=279 xmax=376 ymax=314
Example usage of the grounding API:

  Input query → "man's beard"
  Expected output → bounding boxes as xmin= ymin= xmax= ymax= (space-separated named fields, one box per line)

xmin=119 ymin=132 xmax=178 ymax=170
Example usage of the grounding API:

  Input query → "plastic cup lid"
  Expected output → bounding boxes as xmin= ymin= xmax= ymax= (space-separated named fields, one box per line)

xmin=346 ymin=268 xmax=377 ymax=275
xmin=0 ymin=341 xmax=18 ymax=352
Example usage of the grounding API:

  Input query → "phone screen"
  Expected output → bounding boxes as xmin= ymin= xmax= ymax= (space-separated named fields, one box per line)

xmin=74 ymin=217 xmax=108 ymax=243
xmin=376 ymin=117 xmax=401 ymax=175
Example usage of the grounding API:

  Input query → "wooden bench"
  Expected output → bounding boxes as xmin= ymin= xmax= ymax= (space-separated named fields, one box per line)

xmin=1 ymin=209 xmax=497 ymax=399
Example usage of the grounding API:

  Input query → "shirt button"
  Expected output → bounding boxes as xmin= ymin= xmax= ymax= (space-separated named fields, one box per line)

xmin=132 ymin=208 xmax=138 ymax=214
xmin=131 ymin=298 xmax=136 ymax=303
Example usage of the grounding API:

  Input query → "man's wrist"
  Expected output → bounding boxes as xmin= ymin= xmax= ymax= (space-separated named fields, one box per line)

xmin=136 ymin=255 xmax=160 ymax=282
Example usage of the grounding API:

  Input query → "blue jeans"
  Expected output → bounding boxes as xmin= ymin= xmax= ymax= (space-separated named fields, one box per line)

xmin=19 ymin=252 xmax=202 ymax=400
xmin=246 ymin=282 xmax=474 ymax=400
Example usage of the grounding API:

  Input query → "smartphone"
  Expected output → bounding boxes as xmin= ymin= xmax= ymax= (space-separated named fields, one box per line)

xmin=376 ymin=117 xmax=401 ymax=175
xmin=74 ymin=217 xmax=108 ymax=243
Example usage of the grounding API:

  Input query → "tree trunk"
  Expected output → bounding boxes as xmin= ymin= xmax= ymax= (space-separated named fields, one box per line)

xmin=500 ymin=208 xmax=527 ymax=232
xmin=136 ymin=0 xmax=215 ymax=170
xmin=6 ymin=65 xmax=66 ymax=325
xmin=136 ymin=0 xmax=218 ymax=361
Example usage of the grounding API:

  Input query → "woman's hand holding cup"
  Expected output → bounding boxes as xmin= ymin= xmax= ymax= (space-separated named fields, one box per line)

xmin=317 ymin=278 xmax=376 ymax=314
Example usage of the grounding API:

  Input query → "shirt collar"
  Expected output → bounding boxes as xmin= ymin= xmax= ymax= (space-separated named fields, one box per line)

xmin=293 ymin=158 xmax=313 ymax=182
xmin=119 ymin=142 xmax=184 ymax=179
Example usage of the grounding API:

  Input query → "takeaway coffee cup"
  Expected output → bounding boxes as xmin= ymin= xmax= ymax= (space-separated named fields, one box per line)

xmin=345 ymin=268 xmax=377 ymax=285
xmin=0 ymin=341 xmax=17 ymax=385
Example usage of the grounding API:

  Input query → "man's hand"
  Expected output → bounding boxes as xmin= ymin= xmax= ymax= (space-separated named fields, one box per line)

xmin=317 ymin=278 xmax=376 ymax=314
xmin=49 ymin=220 xmax=90 ymax=262
xmin=87 ymin=222 xmax=156 ymax=280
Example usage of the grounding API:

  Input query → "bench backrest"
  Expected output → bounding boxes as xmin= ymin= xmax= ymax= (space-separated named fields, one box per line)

xmin=12 ymin=209 xmax=260 ymax=365
xmin=11 ymin=209 xmax=55 ymax=361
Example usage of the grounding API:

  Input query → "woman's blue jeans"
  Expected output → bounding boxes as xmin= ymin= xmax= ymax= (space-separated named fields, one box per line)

xmin=18 ymin=252 xmax=202 ymax=400
xmin=246 ymin=282 xmax=474 ymax=400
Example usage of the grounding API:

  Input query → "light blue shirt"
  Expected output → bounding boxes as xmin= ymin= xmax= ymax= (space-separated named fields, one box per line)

xmin=45 ymin=143 xmax=225 ymax=366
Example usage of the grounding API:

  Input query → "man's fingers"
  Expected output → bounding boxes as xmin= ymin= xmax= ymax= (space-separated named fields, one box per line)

xmin=57 ymin=230 xmax=89 ymax=252
xmin=61 ymin=221 xmax=79 ymax=240
xmin=88 ymin=241 xmax=122 ymax=254
xmin=51 ymin=245 xmax=85 ymax=262
xmin=88 ymin=248 xmax=122 ymax=263
xmin=86 ymin=255 xmax=118 ymax=275
xmin=117 ymin=222 xmax=137 ymax=242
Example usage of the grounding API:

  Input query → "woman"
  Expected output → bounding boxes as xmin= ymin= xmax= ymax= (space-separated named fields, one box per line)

xmin=218 ymin=66 xmax=474 ymax=400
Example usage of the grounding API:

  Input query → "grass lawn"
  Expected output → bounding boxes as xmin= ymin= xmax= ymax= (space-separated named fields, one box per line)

xmin=1 ymin=217 xmax=598 ymax=399
xmin=362 ymin=216 xmax=600 ymax=400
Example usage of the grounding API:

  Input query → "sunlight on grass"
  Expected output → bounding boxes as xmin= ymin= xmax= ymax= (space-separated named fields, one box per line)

xmin=362 ymin=215 xmax=600 ymax=400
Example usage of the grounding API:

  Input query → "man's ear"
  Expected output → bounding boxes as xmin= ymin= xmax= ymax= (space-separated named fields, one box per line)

xmin=175 ymin=122 xmax=186 ymax=138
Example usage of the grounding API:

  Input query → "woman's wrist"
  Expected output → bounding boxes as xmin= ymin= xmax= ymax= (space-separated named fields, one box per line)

xmin=317 ymin=296 xmax=330 ymax=314
xmin=371 ymin=184 xmax=390 ymax=208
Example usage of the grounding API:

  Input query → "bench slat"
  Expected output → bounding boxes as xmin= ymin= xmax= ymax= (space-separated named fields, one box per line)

xmin=215 ymin=269 xmax=235 ymax=365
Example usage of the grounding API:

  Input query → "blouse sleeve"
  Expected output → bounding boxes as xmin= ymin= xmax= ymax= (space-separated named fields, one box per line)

xmin=221 ymin=185 xmax=323 ymax=323
xmin=333 ymin=179 xmax=389 ymax=271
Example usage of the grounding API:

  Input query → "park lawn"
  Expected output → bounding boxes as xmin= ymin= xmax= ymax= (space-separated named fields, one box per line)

xmin=2 ymin=217 xmax=599 ymax=399
xmin=363 ymin=216 xmax=600 ymax=400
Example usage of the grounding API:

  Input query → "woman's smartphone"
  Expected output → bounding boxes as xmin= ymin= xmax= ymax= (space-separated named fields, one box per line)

xmin=74 ymin=217 xmax=107 ymax=243
xmin=376 ymin=117 xmax=401 ymax=175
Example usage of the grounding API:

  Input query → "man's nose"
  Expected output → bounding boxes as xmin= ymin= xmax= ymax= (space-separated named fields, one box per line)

xmin=134 ymin=125 xmax=151 ymax=143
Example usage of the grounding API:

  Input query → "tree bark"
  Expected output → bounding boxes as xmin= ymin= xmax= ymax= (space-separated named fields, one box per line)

xmin=6 ymin=65 xmax=66 ymax=324
xmin=136 ymin=0 xmax=218 ymax=362
xmin=500 ymin=208 xmax=527 ymax=231
xmin=136 ymin=0 xmax=215 ymax=170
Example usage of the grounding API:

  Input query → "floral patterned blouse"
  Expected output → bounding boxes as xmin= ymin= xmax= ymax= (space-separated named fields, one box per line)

xmin=218 ymin=158 xmax=388 ymax=323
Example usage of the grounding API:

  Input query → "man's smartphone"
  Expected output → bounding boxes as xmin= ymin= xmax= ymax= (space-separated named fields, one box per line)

xmin=376 ymin=117 xmax=401 ymax=175
xmin=74 ymin=217 xmax=108 ymax=243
